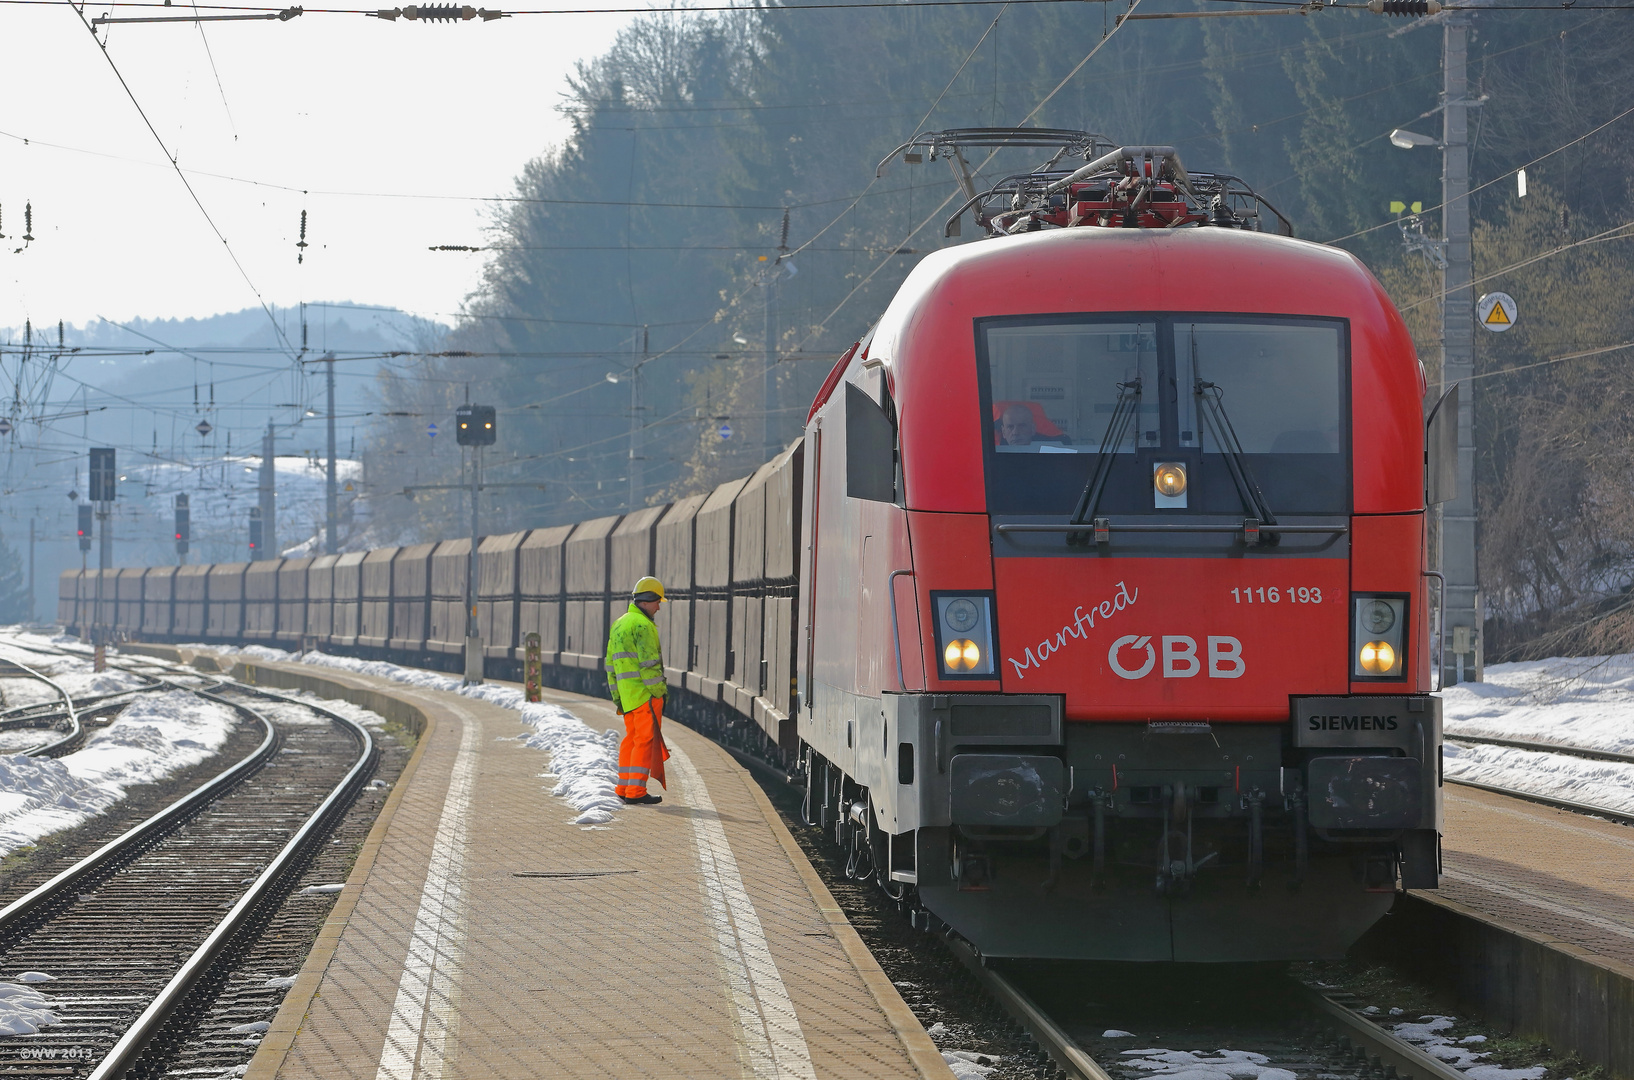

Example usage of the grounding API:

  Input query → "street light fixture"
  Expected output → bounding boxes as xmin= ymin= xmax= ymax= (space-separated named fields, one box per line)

xmin=1389 ymin=128 xmax=1439 ymax=150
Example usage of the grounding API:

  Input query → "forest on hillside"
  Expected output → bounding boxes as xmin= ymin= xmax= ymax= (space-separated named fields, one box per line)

xmin=356 ymin=1 xmax=1634 ymax=655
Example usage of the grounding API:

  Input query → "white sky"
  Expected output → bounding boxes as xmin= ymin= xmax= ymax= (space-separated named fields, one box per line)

xmin=0 ymin=0 xmax=643 ymax=330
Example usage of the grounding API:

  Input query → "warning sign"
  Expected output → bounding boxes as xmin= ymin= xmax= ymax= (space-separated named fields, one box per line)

xmin=1477 ymin=292 xmax=1518 ymax=333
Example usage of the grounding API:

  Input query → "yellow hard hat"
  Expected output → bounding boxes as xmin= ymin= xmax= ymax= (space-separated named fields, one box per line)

xmin=633 ymin=576 xmax=667 ymax=602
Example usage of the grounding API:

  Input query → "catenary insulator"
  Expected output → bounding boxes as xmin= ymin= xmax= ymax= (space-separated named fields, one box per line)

xmin=1367 ymin=0 xmax=1442 ymax=13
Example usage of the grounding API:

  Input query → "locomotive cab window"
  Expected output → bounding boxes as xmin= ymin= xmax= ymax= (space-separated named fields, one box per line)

xmin=978 ymin=314 xmax=1349 ymax=517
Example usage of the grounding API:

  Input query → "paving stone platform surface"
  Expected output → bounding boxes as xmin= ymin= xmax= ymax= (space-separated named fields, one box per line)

xmin=1431 ymin=783 xmax=1634 ymax=969
xmin=244 ymin=666 xmax=948 ymax=1080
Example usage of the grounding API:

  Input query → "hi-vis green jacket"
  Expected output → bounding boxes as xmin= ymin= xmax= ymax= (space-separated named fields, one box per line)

xmin=604 ymin=603 xmax=666 ymax=713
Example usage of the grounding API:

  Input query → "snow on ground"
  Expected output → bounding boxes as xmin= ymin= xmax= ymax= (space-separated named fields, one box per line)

xmin=1390 ymin=1016 xmax=1545 ymax=1080
xmin=1440 ymin=653 xmax=1634 ymax=814
xmin=518 ymin=704 xmax=624 ymax=825
xmin=0 ymin=981 xmax=60 ymax=1035
xmin=1441 ymin=742 xmax=1634 ymax=815
xmin=1442 ymin=654 xmax=1634 ymax=754
xmin=1117 ymin=1047 xmax=1297 ymax=1080
xmin=191 ymin=646 xmax=625 ymax=826
xmin=0 ymin=689 xmax=236 ymax=857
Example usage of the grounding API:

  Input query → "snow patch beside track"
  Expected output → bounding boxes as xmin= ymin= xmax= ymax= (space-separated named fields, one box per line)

xmin=1441 ymin=653 xmax=1634 ymax=813
xmin=192 ymin=645 xmax=624 ymax=825
xmin=0 ymin=688 xmax=235 ymax=857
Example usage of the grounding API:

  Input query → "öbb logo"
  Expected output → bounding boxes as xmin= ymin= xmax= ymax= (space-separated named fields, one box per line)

xmin=1107 ymin=635 xmax=1244 ymax=680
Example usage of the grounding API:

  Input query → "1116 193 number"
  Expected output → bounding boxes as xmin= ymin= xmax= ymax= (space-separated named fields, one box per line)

xmin=1232 ymin=586 xmax=1323 ymax=604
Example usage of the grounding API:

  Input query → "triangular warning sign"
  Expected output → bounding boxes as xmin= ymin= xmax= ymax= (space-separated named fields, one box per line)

xmin=1485 ymin=303 xmax=1511 ymax=326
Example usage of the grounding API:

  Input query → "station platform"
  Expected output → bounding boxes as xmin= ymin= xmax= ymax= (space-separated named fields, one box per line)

xmin=233 ymin=661 xmax=953 ymax=1080
xmin=1432 ymin=784 xmax=1634 ymax=970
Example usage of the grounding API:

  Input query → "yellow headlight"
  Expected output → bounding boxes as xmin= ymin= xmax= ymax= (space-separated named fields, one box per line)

xmin=944 ymin=639 xmax=981 ymax=671
xmin=1359 ymin=640 xmax=1397 ymax=674
xmin=1154 ymin=462 xmax=1187 ymax=497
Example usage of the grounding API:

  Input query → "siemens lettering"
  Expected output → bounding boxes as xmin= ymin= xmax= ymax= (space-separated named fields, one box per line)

xmin=1307 ymin=714 xmax=1400 ymax=732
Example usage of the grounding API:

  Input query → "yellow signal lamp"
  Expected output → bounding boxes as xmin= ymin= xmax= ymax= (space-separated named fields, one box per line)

xmin=1154 ymin=462 xmax=1187 ymax=497
xmin=1359 ymin=640 xmax=1397 ymax=674
xmin=944 ymin=639 xmax=981 ymax=671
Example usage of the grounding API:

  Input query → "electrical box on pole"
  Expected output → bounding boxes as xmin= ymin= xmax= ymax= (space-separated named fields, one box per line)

xmin=77 ymin=505 xmax=93 ymax=552
xmin=456 ymin=404 xmax=496 ymax=446
xmin=175 ymin=494 xmax=190 ymax=561
xmin=249 ymin=506 xmax=263 ymax=554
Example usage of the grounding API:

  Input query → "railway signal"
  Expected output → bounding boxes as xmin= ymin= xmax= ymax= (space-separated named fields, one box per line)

xmin=249 ymin=507 xmax=263 ymax=553
xmin=455 ymin=404 xmax=496 ymax=446
xmin=77 ymin=505 xmax=92 ymax=552
xmin=88 ymin=448 xmax=116 ymax=504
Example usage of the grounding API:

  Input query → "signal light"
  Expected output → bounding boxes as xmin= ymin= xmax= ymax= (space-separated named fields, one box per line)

xmin=249 ymin=507 xmax=263 ymax=552
xmin=456 ymin=404 xmax=497 ymax=446
xmin=77 ymin=505 xmax=92 ymax=552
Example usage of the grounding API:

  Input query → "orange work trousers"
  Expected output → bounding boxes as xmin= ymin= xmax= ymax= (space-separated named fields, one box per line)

xmin=615 ymin=698 xmax=669 ymax=798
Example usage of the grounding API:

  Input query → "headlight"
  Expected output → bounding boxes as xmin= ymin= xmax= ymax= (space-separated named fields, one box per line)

xmin=1153 ymin=461 xmax=1188 ymax=508
xmin=933 ymin=593 xmax=995 ymax=678
xmin=1359 ymin=640 xmax=1396 ymax=674
xmin=1352 ymin=594 xmax=1407 ymax=679
xmin=944 ymin=639 xmax=981 ymax=670
xmin=1154 ymin=463 xmax=1187 ymax=497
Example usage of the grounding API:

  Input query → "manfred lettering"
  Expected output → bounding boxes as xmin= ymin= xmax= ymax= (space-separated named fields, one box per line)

xmin=1007 ymin=581 xmax=1138 ymax=680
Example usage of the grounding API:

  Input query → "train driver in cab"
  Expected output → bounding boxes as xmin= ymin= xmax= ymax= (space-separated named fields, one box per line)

xmin=995 ymin=402 xmax=1072 ymax=451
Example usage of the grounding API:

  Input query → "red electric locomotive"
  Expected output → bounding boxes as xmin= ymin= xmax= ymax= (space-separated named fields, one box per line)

xmin=797 ymin=133 xmax=1451 ymax=962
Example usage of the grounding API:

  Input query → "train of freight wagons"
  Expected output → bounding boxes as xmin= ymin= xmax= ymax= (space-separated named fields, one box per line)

xmin=61 ymin=132 xmax=1454 ymax=964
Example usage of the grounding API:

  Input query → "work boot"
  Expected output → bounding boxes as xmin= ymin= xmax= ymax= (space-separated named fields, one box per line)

xmin=621 ymin=794 xmax=662 ymax=805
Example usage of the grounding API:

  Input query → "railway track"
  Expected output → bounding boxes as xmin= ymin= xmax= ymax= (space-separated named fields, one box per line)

xmin=1443 ymin=732 xmax=1634 ymax=825
xmin=0 ymin=668 xmax=378 ymax=1079
xmin=951 ymin=944 xmax=1474 ymax=1080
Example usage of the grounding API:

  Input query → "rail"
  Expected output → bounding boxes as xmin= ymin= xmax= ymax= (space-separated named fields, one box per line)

xmin=943 ymin=936 xmax=1113 ymax=1080
xmin=1305 ymin=988 xmax=1470 ymax=1080
xmin=949 ymin=926 xmax=1478 ymax=1080
xmin=0 ymin=658 xmax=82 ymax=757
xmin=1441 ymin=733 xmax=1634 ymax=824
xmin=0 ymin=682 xmax=278 ymax=934
xmin=85 ymin=680 xmax=376 ymax=1079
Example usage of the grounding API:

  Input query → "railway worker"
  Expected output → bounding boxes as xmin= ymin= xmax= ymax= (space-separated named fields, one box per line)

xmin=606 ymin=576 xmax=670 ymax=805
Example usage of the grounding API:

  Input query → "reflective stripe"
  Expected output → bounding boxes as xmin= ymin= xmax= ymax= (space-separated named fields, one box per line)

xmin=638 ymin=659 xmax=661 ymax=668
xmin=609 ymin=651 xmax=638 ymax=660
xmin=642 ymin=678 xmax=665 ymax=687
xmin=615 ymin=671 xmax=641 ymax=680
xmin=621 ymin=766 xmax=650 ymax=778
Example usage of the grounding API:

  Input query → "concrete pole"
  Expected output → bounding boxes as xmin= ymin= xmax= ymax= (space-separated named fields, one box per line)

xmin=258 ymin=421 xmax=278 ymax=561
xmin=325 ymin=351 xmax=338 ymax=556
xmin=1439 ymin=13 xmax=1480 ymax=684
xmin=27 ymin=518 xmax=35 ymax=623
xmin=628 ymin=332 xmax=640 ymax=509
xmin=95 ymin=500 xmax=110 ymax=668
xmin=464 ymin=444 xmax=483 ymax=684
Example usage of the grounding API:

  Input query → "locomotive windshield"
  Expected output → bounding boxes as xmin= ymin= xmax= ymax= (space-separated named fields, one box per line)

xmin=978 ymin=314 xmax=1348 ymax=516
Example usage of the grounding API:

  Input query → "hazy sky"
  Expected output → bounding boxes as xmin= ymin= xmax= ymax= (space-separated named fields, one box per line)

xmin=0 ymin=1 xmax=644 ymax=332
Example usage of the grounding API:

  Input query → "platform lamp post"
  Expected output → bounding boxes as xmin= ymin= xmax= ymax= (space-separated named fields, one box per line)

xmin=88 ymin=448 xmax=116 ymax=673
xmin=456 ymin=404 xmax=496 ymax=685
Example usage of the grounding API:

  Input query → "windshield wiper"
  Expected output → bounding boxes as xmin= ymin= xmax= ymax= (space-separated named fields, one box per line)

xmin=1194 ymin=378 xmax=1278 ymax=542
xmin=1067 ymin=377 xmax=1141 ymax=545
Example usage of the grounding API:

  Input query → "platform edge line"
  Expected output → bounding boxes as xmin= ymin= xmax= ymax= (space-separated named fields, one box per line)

xmin=242 ymin=666 xmax=440 ymax=1080
xmin=730 ymin=753 xmax=959 ymax=1080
